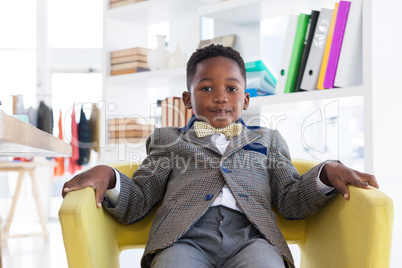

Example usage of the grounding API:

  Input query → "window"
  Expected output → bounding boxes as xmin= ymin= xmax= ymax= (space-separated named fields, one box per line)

xmin=0 ymin=0 xmax=37 ymax=112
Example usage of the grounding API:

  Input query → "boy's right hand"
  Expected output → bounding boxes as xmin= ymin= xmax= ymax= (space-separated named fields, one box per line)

xmin=62 ymin=165 xmax=117 ymax=208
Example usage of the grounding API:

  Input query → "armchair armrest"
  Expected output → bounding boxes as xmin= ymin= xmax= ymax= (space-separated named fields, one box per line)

xmin=59 ymin=187 xmax=120 ymax=268
xmin=301 ymin=185 xmax=393 ymax=268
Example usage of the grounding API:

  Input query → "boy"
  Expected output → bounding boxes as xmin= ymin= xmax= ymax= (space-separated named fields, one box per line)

xmin=63 ymin=44 xmax=378 ymax=268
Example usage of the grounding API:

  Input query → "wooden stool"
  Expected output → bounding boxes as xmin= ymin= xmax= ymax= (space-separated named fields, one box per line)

xmin=0 ymin=162 xmax=53 ymax=242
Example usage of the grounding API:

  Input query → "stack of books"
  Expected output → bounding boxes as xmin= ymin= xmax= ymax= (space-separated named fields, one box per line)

xmin=108 ymin=117 xmax=154 ymax=143
xmin=245 ymin=60 xmax=277 ymax=97
xmin=275 ymin=0 xmax=360 ymax=93
xmin=110 ymin=47 xmax=151 ymax=76
xmin=161 ymin=97 xmax=193 ymax=128
xmin=109 ymin=0 xmax=147 ymax=9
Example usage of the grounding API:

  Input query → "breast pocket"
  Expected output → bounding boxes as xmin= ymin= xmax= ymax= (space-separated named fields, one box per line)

xmin=243 ymin=143 xmax=267 ymax=156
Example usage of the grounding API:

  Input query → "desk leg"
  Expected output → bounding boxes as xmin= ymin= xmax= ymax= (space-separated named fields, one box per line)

xmin=28 ymin=170 xmax=49 ymax=241
xmin=2 ymin=170 xmax=24 ymax=238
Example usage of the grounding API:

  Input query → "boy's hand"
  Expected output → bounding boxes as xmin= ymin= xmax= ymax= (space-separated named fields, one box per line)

xmin=320 ymin=162 xmax=379 ymax=200
xmin=62 ymin=165 xmax=117 ymax=208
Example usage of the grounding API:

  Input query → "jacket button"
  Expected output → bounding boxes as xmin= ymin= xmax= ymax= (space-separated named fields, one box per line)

xmin=205 ymin=194 xmax=213 ymax=201
xmin=222 ymin=166 xmax=229 ymax=173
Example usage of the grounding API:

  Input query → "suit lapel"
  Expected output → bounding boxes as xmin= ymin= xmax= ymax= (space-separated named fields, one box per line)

xmin=223 ymin=126 xmax=261 ymax=159
xmin=182 ymin=127 xmax=222 ymax=155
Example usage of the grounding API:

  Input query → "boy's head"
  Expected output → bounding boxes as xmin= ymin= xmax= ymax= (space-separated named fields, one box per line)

xmin=186 ymin=44 xmax=247 ymax=90
xmin=182 ymin=44 xmax=250 ymax=129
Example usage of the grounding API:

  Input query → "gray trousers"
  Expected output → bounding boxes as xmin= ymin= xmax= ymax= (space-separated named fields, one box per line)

xmin=151 ymin=206 xmax=286 ymax=268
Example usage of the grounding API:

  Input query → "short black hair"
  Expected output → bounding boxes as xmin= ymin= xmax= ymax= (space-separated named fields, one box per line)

xmin=186 ymin=44 xmax=246 ymax=91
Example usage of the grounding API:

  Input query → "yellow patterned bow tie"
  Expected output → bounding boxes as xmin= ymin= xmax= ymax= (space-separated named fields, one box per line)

xmin=193 ymin=121 xmax=243 ymax=140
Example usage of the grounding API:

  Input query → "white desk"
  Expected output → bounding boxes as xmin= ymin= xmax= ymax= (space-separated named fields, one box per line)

xmin=0 ymin=110 xmax=72 ymax=267
xmin=0 ymin=110 xmax=71 ymax=157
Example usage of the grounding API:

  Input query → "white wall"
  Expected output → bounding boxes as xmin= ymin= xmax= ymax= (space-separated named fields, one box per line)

xmin=371 ymin=0 xmax=402 ymax=266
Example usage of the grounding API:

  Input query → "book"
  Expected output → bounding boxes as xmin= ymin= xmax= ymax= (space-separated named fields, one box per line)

xmin=161 ymin=99 xmax=167 ymax=127
xmin=179 ymin=99 xmax=186 ymax=127
xmin=245 ymin=60 xmax=277 ymax=88
xmin=283 ymin=13 xmax=311 ymax=94
xmin=109 ymin=124 xmax=154 ymax=132
xmin=109 ymin=117 xmax=137 ymax=125
xmin=323 ymin=1 xmax=351 ymax=89
xmin=167 ymin=96 xmax=176 ymax=127
xmin=109 ymin=137 xmax=148 ymax=144
xmin=111 ymin=54 xmax=148 ymax=65
xmin=185 ymin=107 xmax=193 ymax=125
xmin=161 ymin=96 xmax=177 ymax=127
xmin=110 ymin=67 xmax=150 ymax=76
xmin=173 ymin=98 xmax=180 ymax=127
xmin=108 ymin=116 xmax=154 ymax=143
xmin=334 ymin=0 xmax=363 ymax=87
xmin=110 ymin=0 xmax=146 ymax=9
xmin=160 ymin=96 xmax=191 ymax=127
xmin=111 ymin=61 xmax=149 ymax=71
xmin=111 ymin=47 xmax=151 ymax=58
xmin=246 ymin=71 xmax=275 ymax=94
xmin=317 ymin=3 xmax=339 ymax=89
xmin=294 ymin=10 xmax=320 ymax=92
xmin=275 ymin=15 xmax=299 ymax=94
xmin=109 ymin=117 xmax=154 ymax=127
xmin=300 ymin=8 xmax=334 ymax=91
xmin=109 ymin=129 xmax=153 ymax=138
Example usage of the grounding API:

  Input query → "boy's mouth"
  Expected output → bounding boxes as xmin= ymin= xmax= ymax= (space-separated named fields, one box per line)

xmin=212 ymin=109 xmax=231 ymax=115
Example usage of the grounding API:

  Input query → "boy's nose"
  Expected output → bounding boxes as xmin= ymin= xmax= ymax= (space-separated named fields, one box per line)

xmin=213 ymin=90 xmax=228 ymax=103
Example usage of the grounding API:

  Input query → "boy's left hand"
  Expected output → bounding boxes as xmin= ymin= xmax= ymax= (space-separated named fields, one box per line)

xmin=320 ymin=162 xmax=379 ymax=199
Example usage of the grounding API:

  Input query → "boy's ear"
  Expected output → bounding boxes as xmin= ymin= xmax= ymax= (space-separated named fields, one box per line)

xmin=243 ymin=92 xmax=250 ymax=110
xmin=182 ymin=91 xmax=192 ymax=109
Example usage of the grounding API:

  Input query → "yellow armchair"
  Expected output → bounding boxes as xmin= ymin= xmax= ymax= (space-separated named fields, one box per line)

xmin=59 ymin=160 xmax=393 ymax=268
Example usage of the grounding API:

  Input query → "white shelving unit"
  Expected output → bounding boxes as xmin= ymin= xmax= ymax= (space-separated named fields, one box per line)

xmin=101 ymin=0 xmax=373 ymax=172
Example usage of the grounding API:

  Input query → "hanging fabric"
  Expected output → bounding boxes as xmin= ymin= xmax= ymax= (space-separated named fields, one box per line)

xmin=68 ymin=104 xmax=81 ymax=174
xmin=54 ymin=110 xmax=65 ymax=177
xmin=37 ymin=101 xmax=53 ymax=134
xmin=77 ymin=105 xmax=90 ymax=165
xmin=89 ymin=103 xmax=100 ymax=160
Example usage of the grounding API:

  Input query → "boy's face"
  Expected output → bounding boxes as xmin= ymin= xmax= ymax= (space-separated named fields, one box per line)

xmin=183 ymin=56 xmax=250 ymax=129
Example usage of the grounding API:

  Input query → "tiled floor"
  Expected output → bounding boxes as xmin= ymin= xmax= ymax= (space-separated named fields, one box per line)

xmin=1 ymin=220 xmax=68 ymax=268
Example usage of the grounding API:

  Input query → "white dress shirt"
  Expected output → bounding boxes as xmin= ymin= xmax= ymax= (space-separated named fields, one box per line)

xmin=106 ymin=133 xmax=334 ymax=209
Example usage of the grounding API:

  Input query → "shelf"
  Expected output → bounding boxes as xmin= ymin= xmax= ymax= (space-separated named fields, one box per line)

xmin=248 ymin=86 xmax=364 ymax=108
xmin=106 ymin=67 xmax=186 ymax=88
xmin=107 ymin=0 xmax=206 ymax=25
xmin=198 ymin=0 xmax=335 ymax=25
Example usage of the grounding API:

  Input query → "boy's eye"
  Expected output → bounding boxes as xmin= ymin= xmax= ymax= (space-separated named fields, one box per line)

xmin=201 ymin=86 xmax=212 ymax=91
xmin=227 ymin=87 xmax=238 ymax=92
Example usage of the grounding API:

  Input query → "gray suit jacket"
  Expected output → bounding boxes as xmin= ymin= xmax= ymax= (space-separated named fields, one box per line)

xmin=104 ymin=117 xmax=335 ymax=268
